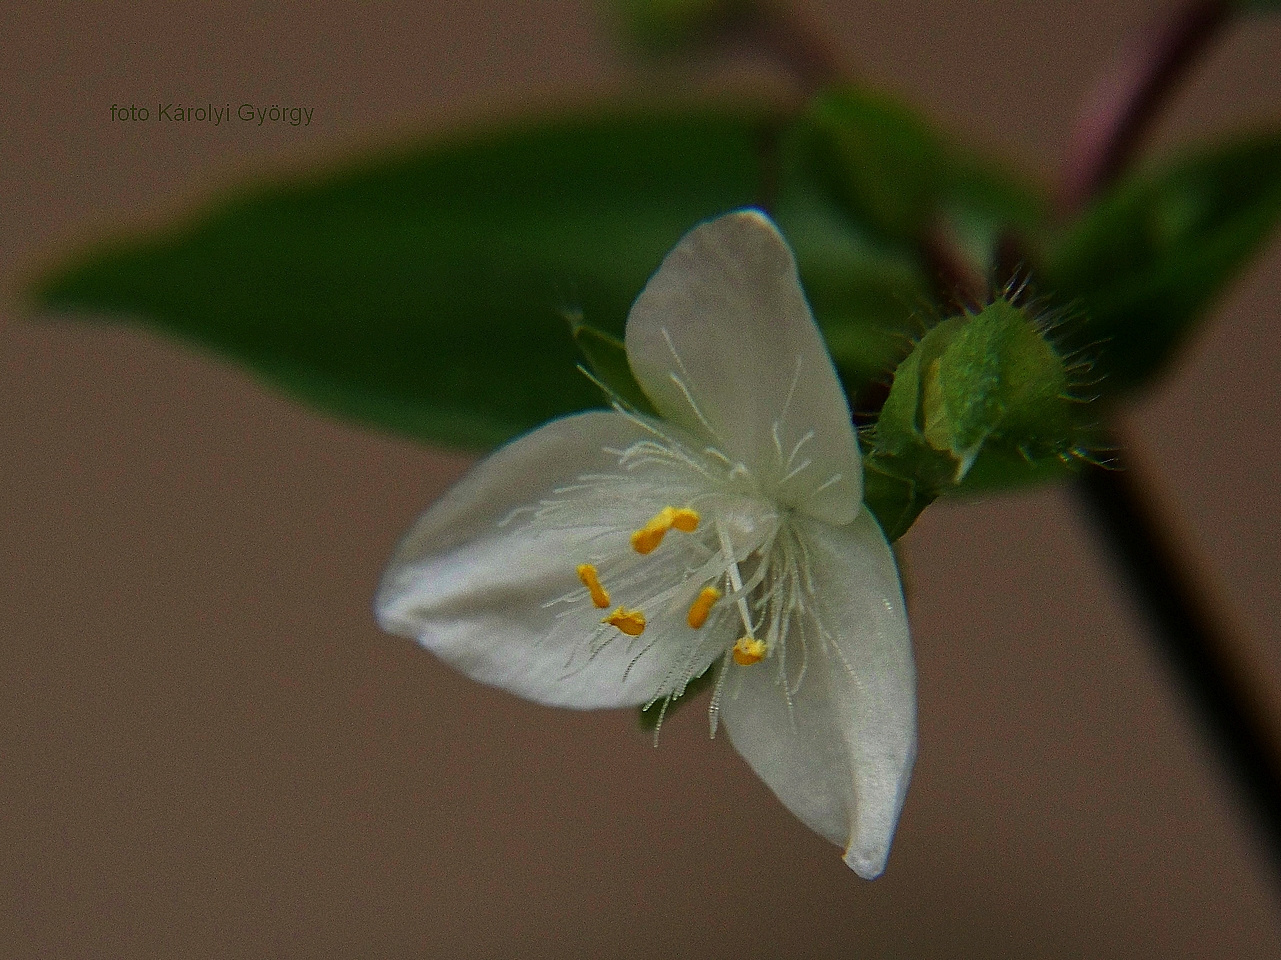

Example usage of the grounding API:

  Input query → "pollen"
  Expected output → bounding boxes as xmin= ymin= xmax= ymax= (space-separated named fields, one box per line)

xmin=686 ymin=586 xmax=721 ymax=629
xmin=603 ymin=606 xmax=647 ymax=637
xmin=630 ymin=506 xmax=701 ymax=554
xmin=732 ymin=636 xmax=767 ymax=666
xmin=669 ymin=508 xmax=699 ymax=532
xmin=576 ymin=563 xmax=611 ymax=608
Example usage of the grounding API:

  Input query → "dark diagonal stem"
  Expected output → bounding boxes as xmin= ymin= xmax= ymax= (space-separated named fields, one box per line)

xmin=1078 ymin=451 xmax=1281 ymax=881
xmin=1064 ymin=1 xmax=1281 ymax=886
xmin=1060 ymin=0 xmax=1231 ymax=213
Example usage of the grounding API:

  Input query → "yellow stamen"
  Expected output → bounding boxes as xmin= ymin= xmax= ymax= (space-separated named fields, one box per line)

xmin=603 ymin=606 xmax=646 ymax=637
xmin=576 ymin=563 xmax=611 ymax=608
xmin=630 ymin=506 xmax=701 ymax=554
xmin=686 ymin=586 xmax=721 ymax=629
xmin=732 ymin=636 xmax=767 ymax=666
xmin=669 ymin=508 xmax=700 ymax=532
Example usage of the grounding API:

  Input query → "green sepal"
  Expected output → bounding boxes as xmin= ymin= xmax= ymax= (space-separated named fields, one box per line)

xmin=638 ymin=659 xmax=719 ymax=731
xmin=567 ymin=315 xmax=658 ymax=416
xmin=862 ymin=457 xmax=935 ymax=544
xmin=871 ymin=315 xmax=968 ymax=491
xmin=935 ymin=299 xmax=1074 ymax=459
xmin=1042 ymin=132 xmax=1281 ymax=392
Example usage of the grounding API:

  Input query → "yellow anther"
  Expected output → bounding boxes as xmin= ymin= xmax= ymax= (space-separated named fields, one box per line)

xmin=630 ymin=506 xmax=701 ymax=555
xmin=732 ymin=636 xmax=768 ymax=666
xmin=576 ymin=563 xmax=611 ymax=608
xmin=686 ymin=586 xmax=722 ymax=629
xmin=630 ymin=507 xmax=677 ymax=554
xmin=669 ymin=508 xmax=700 ymax=532
xmin=603 ymin=606 xmax=647 ymax=637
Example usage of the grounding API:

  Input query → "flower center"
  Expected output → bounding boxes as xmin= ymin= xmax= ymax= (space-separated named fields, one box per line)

xmin=576 ymin=499 xmax=772 ymax=671
xmin=531 ymin=422 xmax=820 ymax=730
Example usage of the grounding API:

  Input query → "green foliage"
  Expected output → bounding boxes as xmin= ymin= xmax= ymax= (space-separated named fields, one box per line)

xmin=33 ymin=109 xmax=775 ymax=448
xmin=770 ymin=123 xmax=937 ymax=403
xmin=1043 ymin=133 xmax=1281 ymax=392
xmin=32 ymin=102 xmax=954 ymax=460
xmin=38 ymin=81 xmax=1277 ymax=544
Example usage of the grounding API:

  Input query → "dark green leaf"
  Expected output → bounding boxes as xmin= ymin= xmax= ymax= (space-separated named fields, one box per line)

xmin=1042 ymin=133 xmax=1281 ymax=392
xmin=32 ymin=108 xmax=781 ymax=448
xmin=32 ymin=101 xmax=949 ymax=454
xmin=769 ymin=147 xmax=934 ymax=405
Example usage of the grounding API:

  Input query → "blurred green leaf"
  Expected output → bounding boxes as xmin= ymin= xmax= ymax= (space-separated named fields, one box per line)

xmin=799 ymin=87 xmax=1048 ymax=266
xmin=33 ymin=108 xmax=782 ymax=448
xmin=32 ymin=101 xmax=946 ymax=453
xmin=770 ymin=126 xmax=934 ymax=403
xmin=1042 ymin=132 xmax=1281 ymax=392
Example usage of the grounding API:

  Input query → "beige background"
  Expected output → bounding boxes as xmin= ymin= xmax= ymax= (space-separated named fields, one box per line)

xmin=3 ymin=1 xmax=1280 ymax=956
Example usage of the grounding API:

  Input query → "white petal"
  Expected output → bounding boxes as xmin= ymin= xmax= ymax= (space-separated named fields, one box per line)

xmin=625 ymin=209 xmax=863 ymax=524
xmin=720 ymin=510 xmax=916 ymax=878
xmin=375 ymin=412 xmax=720 ymax=709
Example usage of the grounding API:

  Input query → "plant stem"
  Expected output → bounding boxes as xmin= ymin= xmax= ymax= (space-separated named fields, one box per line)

xmin=1078 ymin=450 xmax=1281 ymax=882
xmin=1063 ymin=1 xmax=1281 ymax=885
xmin=1059 ymin=0 xmax=1232 ymax=213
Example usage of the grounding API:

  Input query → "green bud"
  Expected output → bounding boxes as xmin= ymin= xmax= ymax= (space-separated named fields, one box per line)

xmin=870 ymin=297 xmax=1086 ymax=502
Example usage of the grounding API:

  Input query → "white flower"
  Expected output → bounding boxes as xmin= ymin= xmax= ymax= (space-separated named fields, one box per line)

xmin=375 ymin=210 xmax=916 ymax=878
